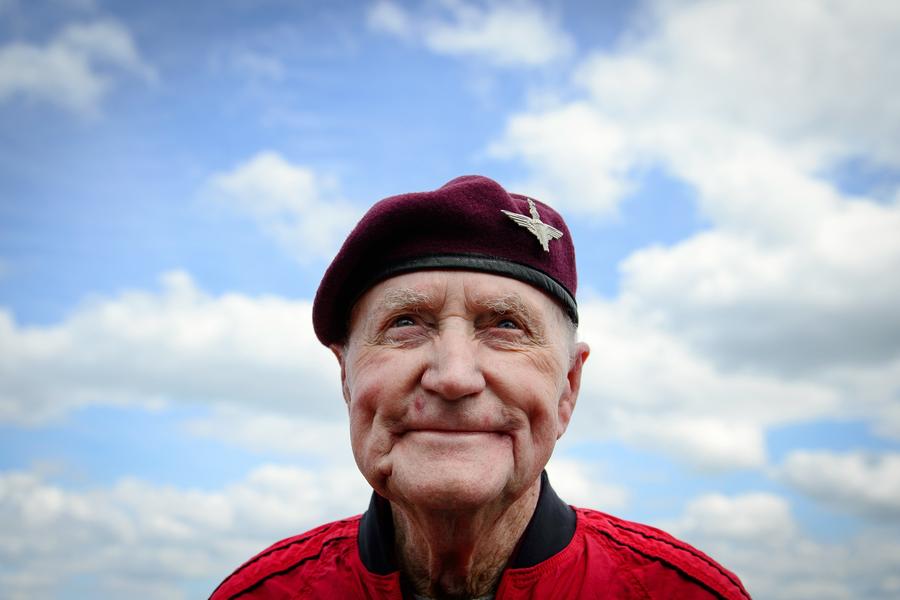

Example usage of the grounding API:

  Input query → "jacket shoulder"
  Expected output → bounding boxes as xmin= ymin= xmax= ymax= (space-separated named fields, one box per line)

xmin=576 ymin=507 xmax=751 ymax=600
xmin=209 ymin=515 xmax=361 ymax=600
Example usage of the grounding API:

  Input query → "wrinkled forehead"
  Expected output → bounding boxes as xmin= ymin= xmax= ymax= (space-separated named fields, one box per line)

xmin=347 ymin=270 xmax=569 ymax=334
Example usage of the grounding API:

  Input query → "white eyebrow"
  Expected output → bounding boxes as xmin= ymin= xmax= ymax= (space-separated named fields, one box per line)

xmin=379 ymin=287 xmax=435 ymax=312
xmin=479 ymin=293 xmax=530 ymax=316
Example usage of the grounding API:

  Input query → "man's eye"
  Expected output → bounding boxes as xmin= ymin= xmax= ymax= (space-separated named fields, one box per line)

xmin=392 ymin=316 xmax=416 ymax=327
xmin=496 ymin=319 xmax=519 ymax=330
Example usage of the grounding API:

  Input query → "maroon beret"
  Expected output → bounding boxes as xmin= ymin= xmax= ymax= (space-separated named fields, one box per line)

xmin=312 ymin=175 xmax=577 ymax=346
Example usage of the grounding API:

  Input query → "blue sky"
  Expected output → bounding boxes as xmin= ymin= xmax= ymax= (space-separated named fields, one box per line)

xmin=2 ymin=1 xmax=899 ymax=598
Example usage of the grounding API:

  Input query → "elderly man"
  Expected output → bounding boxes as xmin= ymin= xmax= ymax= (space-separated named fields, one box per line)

xmin=211 ymin=176 xmax=750 ymax=599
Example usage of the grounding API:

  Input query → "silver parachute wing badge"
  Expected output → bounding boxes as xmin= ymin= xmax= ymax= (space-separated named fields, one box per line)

xmin=501 ymin=198 xmax=563 ymax=252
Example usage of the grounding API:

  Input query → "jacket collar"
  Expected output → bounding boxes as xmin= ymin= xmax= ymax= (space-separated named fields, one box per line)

xmin=358 ymin=471 xmax=576 ymax=575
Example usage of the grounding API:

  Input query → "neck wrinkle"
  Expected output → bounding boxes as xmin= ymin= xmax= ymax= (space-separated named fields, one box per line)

xmin=391 ymin=479 xmax=541 ymax=600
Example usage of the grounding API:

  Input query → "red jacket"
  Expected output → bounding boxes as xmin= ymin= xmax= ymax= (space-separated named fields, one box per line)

xmin=211 ymin=474 xmax=750 ymax=599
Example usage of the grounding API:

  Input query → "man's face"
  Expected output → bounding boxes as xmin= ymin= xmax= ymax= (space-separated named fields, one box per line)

xmin=333 ymin=270 xmax=588 ymax=512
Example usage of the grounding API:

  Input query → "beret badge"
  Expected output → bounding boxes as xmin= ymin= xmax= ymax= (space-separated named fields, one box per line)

xmin=501 ymin=198 xmax=563 ymax=253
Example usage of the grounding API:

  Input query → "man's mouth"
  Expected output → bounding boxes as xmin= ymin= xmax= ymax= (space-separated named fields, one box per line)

xmin=404 ymin=429 xmax=510 ymax=441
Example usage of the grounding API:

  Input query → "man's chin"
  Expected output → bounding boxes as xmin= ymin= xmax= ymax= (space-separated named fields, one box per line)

xmin=386 ymin=462 xmax=513 ymax=512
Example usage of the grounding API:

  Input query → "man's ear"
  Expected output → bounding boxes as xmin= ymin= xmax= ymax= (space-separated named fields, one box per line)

xmin=330 ymin=344 xmax=351 ymax=408
xmin=557 ymin=342 xmax=589 ymax=439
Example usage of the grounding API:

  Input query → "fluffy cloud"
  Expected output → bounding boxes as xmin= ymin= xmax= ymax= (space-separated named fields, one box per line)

xmin=185 ymin=407 xmax=352 ymax=459
xmin=488 ymin=0 xmax=900 ymax=436
xmin=0 ymin=19 xmax=155 ymax=115
xmin=492 ymin=0 xmax=900 ymax=204
xmin=204 ymin=151 xmax=360 ymax=262
xmin=545 ymin=456 xmax=628 ymax=510
xmin=0 ymin=464 xmax=370 ymax=599
xmin=570 ymin=295 xmax=900 ymax=469
xmin=664 ymin=492 xmax=900 ymax=600
xmin=779 ymin=450 xmax=900 ymax=519
xmin=6 ymin=466 xmax=900 ymax=600
xmin=666 ymin=492 xmax=797 ymax=544
xmin=367 ymin=0 xmax=413 ymax=39
xmin=367 ymin=0 xmax=574 ymax=67
xmin=0 ymin=456 xmax=623 ymax=599
xmin=617 ymin=158 xmax=900 ymax=376
xmin=487 ymin=102 xmax=634 ymax=215
xmin=575 ymin=0 xmax=900 ymax=166
xmin=0 ymin=266 xmax=846 ymax=471
xmin=0 ymin=271 xmax=343 ymax=425
xmin=571 ymin=299 xmax=839 ymax=471
xmin=609 ymin=414 xmax=767 ymax=472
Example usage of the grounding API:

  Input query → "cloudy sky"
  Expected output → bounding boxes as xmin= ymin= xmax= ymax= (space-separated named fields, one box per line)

xmin=1 ymin=0 xmax=899 ymax=598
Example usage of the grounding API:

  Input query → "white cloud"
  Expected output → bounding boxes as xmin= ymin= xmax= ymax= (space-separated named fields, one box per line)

xmin=0 ymin=19 xmax=155 ymax=115
xmin=609 ymin=413 xmax=767 ymax=472
xmin=576 ymin=0 xmax=900 ymax=166
xmin=4 ymin=464 xmax=900 ymax=600
xmin=617 ymin=152 xmax=900 ymax=375
xmin=487 ymin=102 xmax=635 ymax=215
xmin=666 ymin=492 xmax=797 ymax=545
xmin=545 ymin=456 xmax=628 ymax=510
xmin=0 ymin=270 xmax=343 ymax=425
xmin=367 ymin=0 xmax=413 ymax=39
xmin=0 ymin=267 xmax=843 ymax=474
xmin=0 ymin=266 xmax=841 ymax=473
xmin=367 ymin=0 xmax=574 ymax=68
xmin=0 ymin=261 xmax=884 ymax=481
xmin=185 ymin=407 xmax=353 ymax=459
xmin=487 ymin=0 xmax=900 ymax=436
xmin=663 ymin=491 xmax=900 ymax=600
xmin=0 ymin=456 xmax=622 ymax=598
xmin=0 ymin=464 xmax=370 ymax=598
xmin=491 ymin=0 xmax=900 ymax=215
xmin=779 ymin=450 xmax=900 ymax=519
xmin=204 ymin=151 xmax=360 ymax=262
xmin=570 ymin=299 xmax=839 ymax=471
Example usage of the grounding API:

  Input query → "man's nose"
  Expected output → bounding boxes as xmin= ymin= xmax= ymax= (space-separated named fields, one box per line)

xmin=420 ymin=326 xmax=486 ymax=401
